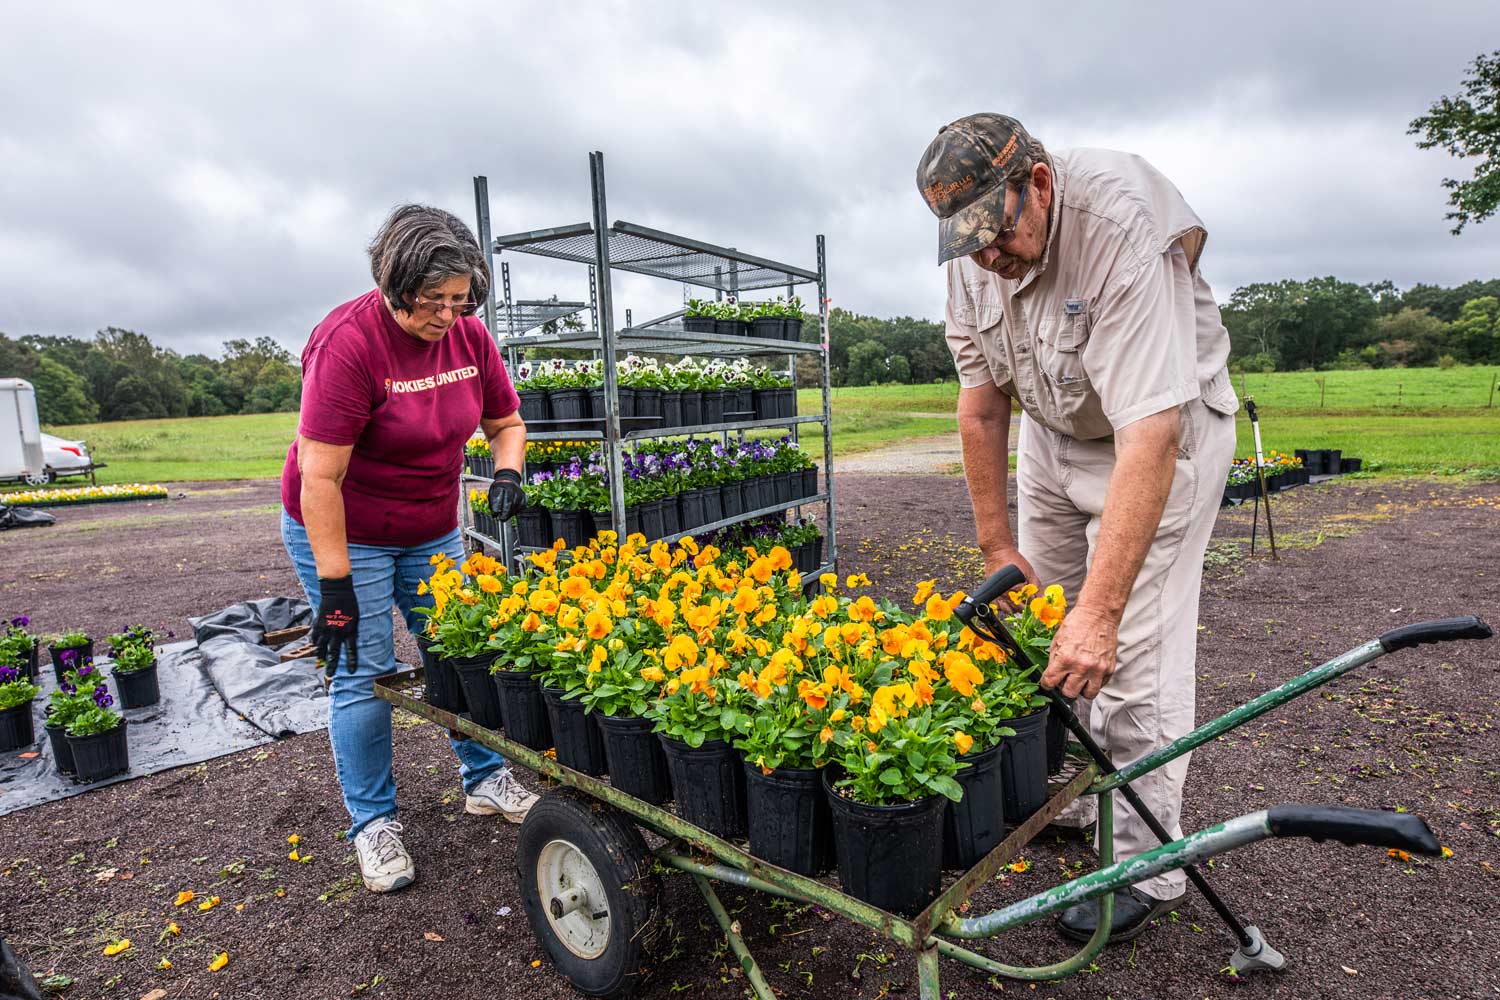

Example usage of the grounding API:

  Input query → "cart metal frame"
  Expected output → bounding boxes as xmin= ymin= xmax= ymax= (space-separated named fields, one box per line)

xmin=375 ymin=612 xmax=1488 ymax=998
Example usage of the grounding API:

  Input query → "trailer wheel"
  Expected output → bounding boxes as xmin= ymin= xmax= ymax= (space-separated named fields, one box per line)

xmin=516 ymin=788 xmax=661 ymax=998
xmin=23 ymin=468 xmax=53 ymax=486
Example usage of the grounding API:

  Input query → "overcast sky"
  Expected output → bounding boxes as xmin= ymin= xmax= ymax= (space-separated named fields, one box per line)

xmin=3 ymin=1 xmax=1498 ymax=357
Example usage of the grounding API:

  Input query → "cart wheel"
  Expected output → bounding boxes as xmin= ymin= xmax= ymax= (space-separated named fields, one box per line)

xmin=516 ymin=788 xmax=661 ymax=998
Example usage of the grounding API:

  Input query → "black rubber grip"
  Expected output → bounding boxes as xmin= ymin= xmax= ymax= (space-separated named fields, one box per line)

xmin=1377 ymin=616 xmax=1492 ymax=653
xmin=970 ymin=565 xmax=1028 ymax=607
xmin=1266 ymin=805 xmax=1440 ymax=856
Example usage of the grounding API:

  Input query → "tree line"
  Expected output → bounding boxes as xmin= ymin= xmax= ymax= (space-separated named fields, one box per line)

xmin=0 ymin=329 xmax=302 ymax=425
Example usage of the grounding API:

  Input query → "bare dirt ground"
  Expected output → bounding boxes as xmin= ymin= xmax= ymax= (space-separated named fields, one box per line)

xmin=2 ymin=472 xmax=1498 ymax=1000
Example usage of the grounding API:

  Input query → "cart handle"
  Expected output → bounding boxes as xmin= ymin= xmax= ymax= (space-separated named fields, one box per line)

xmin=940 ymin=805 xmax=1440 ymax=939
xmin=1266 ymin=804 xmax=1440 ymax=855
xmin=1379 ymin=615 xmax=1492 ymax=652
xmin=962 ymin=564 xmax=1028 ymax=611
xmin=1096 ymin=616 xmax=1493 ymax=794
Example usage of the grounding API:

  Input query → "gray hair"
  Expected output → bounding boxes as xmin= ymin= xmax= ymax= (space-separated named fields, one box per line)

xmin=368 ymin=204 xmax=490 ymax=316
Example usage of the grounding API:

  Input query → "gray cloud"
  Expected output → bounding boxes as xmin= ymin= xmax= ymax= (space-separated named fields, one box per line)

xmin=2 ymin=0 xmax=1498 ymax=356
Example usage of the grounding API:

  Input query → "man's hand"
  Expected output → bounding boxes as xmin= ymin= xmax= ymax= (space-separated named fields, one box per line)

xmin=313 ymin=575 xmax=360 ymax=676
xmin=1041 ymin=604 xmax=1118 ymax=699
xmin=984 ymin=546 xmax=1040 ymax=602
xmin=487 ymin=469 xmax=526 ymax=521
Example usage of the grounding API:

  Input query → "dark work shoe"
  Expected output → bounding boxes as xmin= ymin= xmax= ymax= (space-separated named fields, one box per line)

xmin=1056 ymin=887 xmax=1183 ymax=944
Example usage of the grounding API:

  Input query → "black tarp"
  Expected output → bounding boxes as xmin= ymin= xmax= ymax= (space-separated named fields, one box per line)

xmin=0 ymin=598 xmax=327 ymax=817
xmin=0 ymin=506 xmax=54 ymax=530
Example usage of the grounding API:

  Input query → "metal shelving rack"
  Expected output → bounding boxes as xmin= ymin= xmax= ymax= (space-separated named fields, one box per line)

xmin=463 ymin=152 xmax=836 ymax=577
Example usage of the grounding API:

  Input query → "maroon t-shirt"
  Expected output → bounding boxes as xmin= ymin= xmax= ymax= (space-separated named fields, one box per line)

xmin=281 ymin=289 xmax=518 ymax=547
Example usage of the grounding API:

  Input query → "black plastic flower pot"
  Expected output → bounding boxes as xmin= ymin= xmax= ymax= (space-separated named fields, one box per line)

xmin=516 ymin=508 xmax=549 ymax=549
xmin=1342 ymin=456 xmax=1362 ymax=473
xmin=517 ymin=389 xmax=549 ymax=422
xmin=734 ymin=387 xmax=754 ymax=415
xmin=823 ymin=770 xmax=946 ymax=917
xmin=754 ymin=476 xmax=777 ymax=510
xmin=773 ymin=471 xmax=795 ymax=506
xmin=752 ymin=389 xmax=777 ymax=421
xmin=794 ymin=542 xmax=814 ymax=575
xmin=417 ymin=636 xmax=467 ymax=714
xmin=112 ymin=662 xmax=160 ymax=710
xmin=1046 ymin=703 xmax=1069 ymax=775
xmin=810 ymin=537 xmax=824 ymax=573
xmin=467 ymin=454 xmax=495 ymax=480
xmin=751 ymin=317 xmax=785 ymax=341
xmin=624 ymin=505 xmax=643 ymax=540
xmin=783 ymin=318 xmax=805 ymax=343
xmin=635 ymin=387 xmax=663 ymax=419
xmin=1326 ymin=449 xmax=1342 ymax=474
xmin=942 ymin=740 xmax=1006 ymax=870
xmin=800 ymin=468 xmax=818 ymax=499
xmin=616 ymin=387 xmax=638 ymax=419
xmin=720 ymin=482 xmax=744 ymax=518
xmin=19 ymin=644 xmax=40 ymax=682
xmin=1000 ymin=706 xmax=1050 ymax=823
xmin=680 ymin=390 xmax=704 ymax=427
xmin=0 ymin=702 xmax=37 ymax=753
xmin=596 ymin=712 xmax=671 ymax=803
xmin=586 ymin=388 xmax=606 ymax=419
xmin=744 ymin=761 xmax=835 ymax=876
xmin=44 ymin=718 xmax=75 ymax=773
xmin=682 ymin=316 xmax=716 ymax=334
xmin=715 ymin=318 xmax=750 ymax=338
xmin=662 ymin=497 xmax=682 ymax=536
xmin=550 ymin=509 xmax=592 ymax=548
xmin=661 ymin=391 xmax=683 ymax=429
xmin=660 ymin=736 xmax=747 ymax=839
xmin=701 ymin=487 xmax=723 ymax=527
xmin=548 ymin=388 xmax=588 ymax=421
xmin=48 ymin=642 xmax=94 ymax=684
xmin=779 ymin=387 xmax=798 ymax=418
xmin=493 ymin=668 xmax=552 ymax=751
xmin=640 ymin=499 xmax=666 ymax=541
xmin=68 ymin=720 xmax=129 ymax=783
xmin=449 ymin=652 xmax=504 ymax=729
xmin=542 ymin=687 xmax=607 ymax=776
xmin=679 ymin=489 xmax=709 ymax=532
xmin=701 ymin=389 xmax=726 ymax=424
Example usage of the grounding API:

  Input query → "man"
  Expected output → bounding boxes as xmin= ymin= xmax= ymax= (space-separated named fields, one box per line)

xmin=916 ymin=114 xmax=1239 ymax=942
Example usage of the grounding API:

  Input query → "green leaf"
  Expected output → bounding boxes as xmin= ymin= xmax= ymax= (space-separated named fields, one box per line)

xmin=878 ymin=767 xmax=904 ymax=786
xmin=926 ymin=774 xmax=964 ymax=802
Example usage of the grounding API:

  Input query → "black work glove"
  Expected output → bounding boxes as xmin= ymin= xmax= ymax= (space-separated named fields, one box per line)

xmin=313 ymin=575 xmax=360 ymax=677
xmin=488 ymin=468 xmax=527 ymax=521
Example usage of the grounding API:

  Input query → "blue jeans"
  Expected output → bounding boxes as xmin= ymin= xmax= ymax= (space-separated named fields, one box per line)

xmin=280 ymin=509 xmax=507 ymax=838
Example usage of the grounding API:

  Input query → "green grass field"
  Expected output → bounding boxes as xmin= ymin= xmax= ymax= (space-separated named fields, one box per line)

xmin=8 ymin=367 xmax=1496 ymax=489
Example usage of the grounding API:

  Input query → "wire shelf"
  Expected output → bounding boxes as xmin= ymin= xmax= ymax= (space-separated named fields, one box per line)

xmin=499 ymin=299 xmax=589 ymax=336
xmin=497 ymin=327 xmax=822 ymax=357
xmin=492 ymin=220 xmax=819 ymax=291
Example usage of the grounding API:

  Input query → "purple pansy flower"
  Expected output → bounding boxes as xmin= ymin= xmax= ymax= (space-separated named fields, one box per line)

xmin=10 ymin=615 xmax=29 ymax=628
xmin=92 ymin=687 xmax=114 ymax=708
xmin=0 ymin=664 xmax=17 ymax=684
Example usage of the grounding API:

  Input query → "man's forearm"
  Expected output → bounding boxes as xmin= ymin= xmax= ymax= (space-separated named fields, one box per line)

xmin=1077 ymin=410 xmax=1180 ymax=620
xmin=301 ymin=478 xmax=351 ymax=579
xmin=958 ymin=403 xmax=1015 ymax=556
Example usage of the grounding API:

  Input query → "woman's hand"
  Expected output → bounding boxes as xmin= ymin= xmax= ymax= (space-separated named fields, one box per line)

xmin=487 ymin=469 xmax=526 ymax=521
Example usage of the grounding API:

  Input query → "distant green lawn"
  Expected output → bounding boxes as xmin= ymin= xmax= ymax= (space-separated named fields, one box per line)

xmin=8 ymin=368 xmax=1496 ymax=488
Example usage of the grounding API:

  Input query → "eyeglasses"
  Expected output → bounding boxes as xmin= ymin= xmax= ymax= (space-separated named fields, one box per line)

xmin=410 ymin=294 xmax=479 ymax=317
xmin=984 ymin=182 xmax=1028 ymax=250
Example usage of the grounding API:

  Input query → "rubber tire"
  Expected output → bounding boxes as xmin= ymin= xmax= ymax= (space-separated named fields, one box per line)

xmin=516 ymin=788 xmax=661 ymax=998
xmin=23 ymin=468 xmax=53 ymax=486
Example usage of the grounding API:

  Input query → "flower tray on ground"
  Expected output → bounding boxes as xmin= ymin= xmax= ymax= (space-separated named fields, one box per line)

xmin=3 ymin=484 xmax=170 ymax=508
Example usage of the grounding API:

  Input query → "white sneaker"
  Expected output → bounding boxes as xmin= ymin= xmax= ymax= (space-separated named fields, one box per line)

xmin=464 ymin=768 xmax=538 ymax=823
xmin=354 ymin=817 xmax=415 ymax=893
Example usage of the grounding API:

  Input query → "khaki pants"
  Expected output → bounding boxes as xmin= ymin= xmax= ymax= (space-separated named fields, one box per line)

xmin=1015 ymin=399 xmax=1235 ymax=900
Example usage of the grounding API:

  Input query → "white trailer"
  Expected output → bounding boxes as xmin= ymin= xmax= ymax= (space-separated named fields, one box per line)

xmin=1 ymin=379 xmax=46 ymax=483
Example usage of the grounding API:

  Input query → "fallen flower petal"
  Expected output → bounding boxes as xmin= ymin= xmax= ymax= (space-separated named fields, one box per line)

xmin=1007 ymin=859 xmax=1030 ymax=874
xmin=174 ymin=890 xmax=195 ymax=906
xmin=209 ymin=952 xmax=229 ymax=972
xmin=287 ymin=833 xmax=301 ymax=846
xmin=530 ymin=960 xmax=542 ymax=968
xmin=288 ymin=850 xmax=301 ymax=862
xmin=156 ymin=958 xmax=172 ymax=971
xmin=1441 ymin=846 xmax=1454 ymax=859
xmin=1387 ymin=848 xmax=1410 ymax=862
xmin=198 ymin=895 xmax=222 ymax=911
xmin=103 ymin=939 xmax=131 ymax=956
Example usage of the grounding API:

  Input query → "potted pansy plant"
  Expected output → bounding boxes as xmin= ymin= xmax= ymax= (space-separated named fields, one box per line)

xmin=64 ymin=680 xmax=129 ymax=783
xmin=0 ymin=660 xmax=41 ymax=752
xmin=106 ymin=625 xmax=161 ymax=709
xmin=0 ymin=616 xmax=40 ymax=682
xmin=46 ymin=630 xmax=93 ymax=685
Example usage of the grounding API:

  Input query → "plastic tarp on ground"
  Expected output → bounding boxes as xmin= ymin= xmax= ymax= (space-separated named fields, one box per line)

xmin=0 ymin=598 xmax=325 ymax=817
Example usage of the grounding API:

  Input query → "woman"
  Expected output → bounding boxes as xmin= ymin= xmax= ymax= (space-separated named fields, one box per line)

xmin=280 ymin=204 xmax=534 ymax=893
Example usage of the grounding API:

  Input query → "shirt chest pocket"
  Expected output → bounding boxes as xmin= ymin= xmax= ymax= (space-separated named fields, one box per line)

xmin=1036 ymin=299 xmax=1092 ymax=393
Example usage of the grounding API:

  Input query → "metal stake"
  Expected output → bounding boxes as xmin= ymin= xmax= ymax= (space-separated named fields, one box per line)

xmin=589 ymin=153 xmax=627 ymax=538
xmin=1245 ymin=399 xmax=1278 ymax=560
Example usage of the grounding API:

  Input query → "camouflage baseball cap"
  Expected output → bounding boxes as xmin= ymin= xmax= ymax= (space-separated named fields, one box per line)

xmin=916 ymin=113 xmax=1040 ymax=264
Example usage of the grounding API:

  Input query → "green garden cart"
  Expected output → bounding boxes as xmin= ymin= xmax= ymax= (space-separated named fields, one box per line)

xmin=376 ymin=565 xmax=1491 ymax=998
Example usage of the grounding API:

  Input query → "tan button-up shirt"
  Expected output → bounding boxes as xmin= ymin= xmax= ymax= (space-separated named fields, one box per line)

xmin=944 ymin=147 xmax=1239 ymax=440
